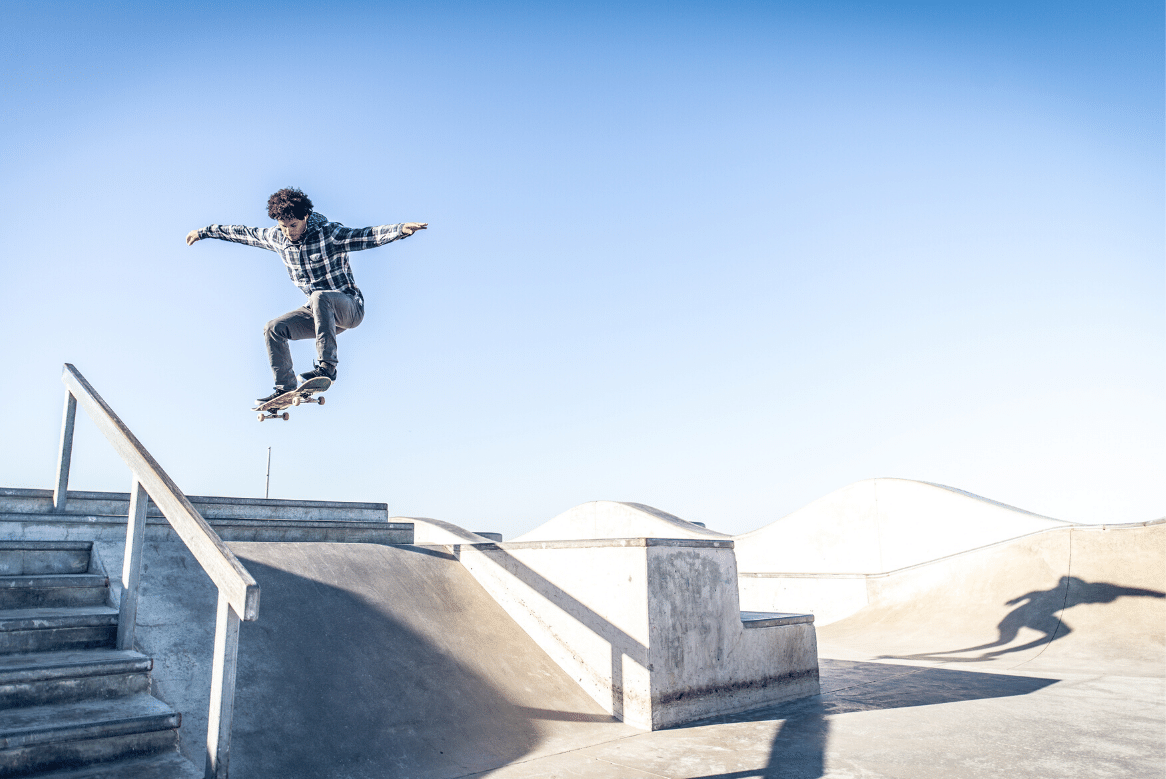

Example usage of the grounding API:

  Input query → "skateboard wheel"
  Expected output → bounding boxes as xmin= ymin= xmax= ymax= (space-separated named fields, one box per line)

xmin=292 ymin=396 xmax=302 ymax=406
xmin=257 ymin=413 xmax=266 ymax=422
xmin=281 ymin=412 xmax=290 ymax=421
xmin=318 ymin=396 xmax=326 ymax=406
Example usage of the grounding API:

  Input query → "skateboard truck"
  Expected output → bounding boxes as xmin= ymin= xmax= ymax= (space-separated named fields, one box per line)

xmin=253 ymin=377 xmax=331 ymax=421
xmin=257 ymin=393 xmax=326 ymax=421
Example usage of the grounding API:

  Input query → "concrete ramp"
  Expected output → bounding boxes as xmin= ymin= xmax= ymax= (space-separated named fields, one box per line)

xmin=223 ymin=542 xmax=636 ymax=779
xmin=816 ymin=521 xmax=1166 ymax=677
xmin=512 ymin=501 xmax=729 ymax=542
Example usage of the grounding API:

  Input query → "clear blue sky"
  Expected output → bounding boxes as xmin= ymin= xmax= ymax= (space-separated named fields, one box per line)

xmin=2 ymin=1 xmax=1162 ymax=537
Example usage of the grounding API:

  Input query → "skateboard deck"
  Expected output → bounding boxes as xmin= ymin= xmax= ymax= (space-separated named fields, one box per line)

xmin=253 ymin=377 xmax=332 ymax=421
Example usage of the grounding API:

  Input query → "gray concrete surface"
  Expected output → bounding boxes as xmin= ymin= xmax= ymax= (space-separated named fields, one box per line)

xmin=224 ymin=542 xmax=642 ymax=778
xmin=132 ymin=522 xmax=1161 ymax=779
xmin=7 ymin=486 xmax=1159 ymax=778
xmin=463 ymin=520 xmax=1165 ymax=778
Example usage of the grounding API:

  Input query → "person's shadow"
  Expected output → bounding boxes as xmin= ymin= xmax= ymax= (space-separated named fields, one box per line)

xmin=889 ymin=576 xmax=1164 ymax=662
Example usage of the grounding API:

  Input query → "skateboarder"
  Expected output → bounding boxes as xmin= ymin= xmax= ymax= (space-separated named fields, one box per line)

xmin=186 ymin=187 xmax=427 ymax=403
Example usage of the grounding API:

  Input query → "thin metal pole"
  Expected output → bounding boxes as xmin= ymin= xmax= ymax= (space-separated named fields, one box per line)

xmin=264 ymin=447 xmax=271 ymax=499
xmin=205 ymin=592 xmax=241 ymax=779
xmin=53 ymin=392 xmax=78 ymax=512
xmin=116 ymin=478 xmax=149 ymax=650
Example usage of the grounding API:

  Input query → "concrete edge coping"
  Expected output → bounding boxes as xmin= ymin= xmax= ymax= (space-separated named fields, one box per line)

xmin=740 ymin=611 xmax=815 ymax=627
xmin=450 ymin=537 xmax=736 ymax=551
xmin=0 ymin=541 xmax=93 ymax=551
xmin=0 ymin=488 xmax=388 ymax=511
xmin=737 ymin=517 xmax=1166 ymax=580
xmin=0 ymin=514 xmax=410 ymax=529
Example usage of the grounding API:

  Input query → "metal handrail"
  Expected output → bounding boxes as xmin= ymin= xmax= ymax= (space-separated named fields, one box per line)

xmin=53 ymin=363 xmax=258 ymax=779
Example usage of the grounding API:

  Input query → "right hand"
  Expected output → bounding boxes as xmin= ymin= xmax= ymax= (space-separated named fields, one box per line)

xmin=185 ymin=230 xmax=201 ymax=246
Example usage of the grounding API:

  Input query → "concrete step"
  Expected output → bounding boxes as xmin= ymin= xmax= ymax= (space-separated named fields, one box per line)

xmin=0 ymin=608 xmax=117 ymax=655
xmin=0 ymin=577 xmax=109 ymax=610
xmin=0 ymin=514 xmax=413 ymax=545
xmin=0 ymin=650 xmax=151 ymax=709
xmin=0 ymin=488 xmax=389 ymax=523
xmin=0 ymin=544 xmax=90 ymax=577
xmin=28 ymin=750 xmax=201 ymax=779
xmin=0 ymin=694 xmax=179 ymax=776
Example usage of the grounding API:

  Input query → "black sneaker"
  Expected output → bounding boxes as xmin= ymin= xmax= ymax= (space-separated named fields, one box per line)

xmin=298 ymin=364 xmax=337 ymax=383
xmin=256 ymin=386 xmax=294 ymax=404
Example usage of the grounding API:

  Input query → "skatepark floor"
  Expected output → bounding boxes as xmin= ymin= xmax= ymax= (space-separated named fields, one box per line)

xmin=468 ymin=523 xmax=1164 ymax=778
xmin=216 ymin=524 xmax=1163 ymax=779
xmin=468 ymin=651 xmax=1161 ymax=779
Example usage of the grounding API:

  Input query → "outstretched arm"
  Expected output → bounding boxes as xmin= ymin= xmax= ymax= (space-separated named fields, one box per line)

xmin=328 ymin=222 xmax=428 ymax=251
xmin=185 ymin=224 xmax=281 ymax=250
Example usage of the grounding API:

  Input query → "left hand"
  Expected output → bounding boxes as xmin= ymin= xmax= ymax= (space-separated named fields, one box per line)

xmin=401 ymin=222 xmax=428 ymax=236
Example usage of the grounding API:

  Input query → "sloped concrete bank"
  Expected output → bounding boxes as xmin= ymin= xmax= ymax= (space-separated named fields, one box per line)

xmin=739 ymin=518 xmax=1164 ymax=628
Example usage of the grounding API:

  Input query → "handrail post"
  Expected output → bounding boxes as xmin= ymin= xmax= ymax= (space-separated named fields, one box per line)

xmin=205 ymin=591 xmax=242 ymax=779
xmin=53 ymin=391 xmax=77 ymax=512
xmin=116 ymin=479 xmax=149 ymax=650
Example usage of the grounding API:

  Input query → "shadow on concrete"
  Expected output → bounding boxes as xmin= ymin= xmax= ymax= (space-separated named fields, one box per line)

xmin=678 ymin=659 xmax=1057 ymax=779
xmin=884 ymin=577 xmax=1165 ymax=663
xmin=226 ymin=543 xmax=625 ymax=779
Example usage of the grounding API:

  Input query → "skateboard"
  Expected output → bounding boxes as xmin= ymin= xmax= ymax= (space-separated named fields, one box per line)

xmin=253 ymin=377 xmax=331 ymax=421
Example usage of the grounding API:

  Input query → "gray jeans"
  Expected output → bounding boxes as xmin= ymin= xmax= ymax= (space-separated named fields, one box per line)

xmin=263 ymin=291 xmax=364 ymax=388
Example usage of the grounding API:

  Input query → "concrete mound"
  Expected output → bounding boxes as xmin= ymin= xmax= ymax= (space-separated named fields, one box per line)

xmin=399 ymin=515 xmax=498 ymax=544
xmin=512 ymin=500 xmax=729 ymax=543
xmin=734 ymin=478 xmax=1073 ymax=574
xmin=211 ymin=543 xmax=636 ymax=779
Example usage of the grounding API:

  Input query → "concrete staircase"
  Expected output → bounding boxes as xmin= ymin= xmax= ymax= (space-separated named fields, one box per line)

xmin=0 ymin=541 xmax=198 ymax=778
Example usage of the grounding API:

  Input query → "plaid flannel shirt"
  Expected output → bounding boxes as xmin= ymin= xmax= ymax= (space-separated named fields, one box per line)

xmin=198 ymin=212 xmax=409 ymax=307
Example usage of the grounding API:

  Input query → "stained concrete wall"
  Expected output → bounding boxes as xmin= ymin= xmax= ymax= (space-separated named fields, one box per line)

xmin=452 ymin=538 xmax=818 ymax=730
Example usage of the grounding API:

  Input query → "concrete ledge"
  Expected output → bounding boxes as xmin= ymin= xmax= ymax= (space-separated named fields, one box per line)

xmin=741 ymin=611 xmax=815 ymax=628
xmin=0 ymin=542 xmax=93 ymax=551
xmin=0 ymin=515 xmax=413 ymax=546
xmin=466 ymin=538 xmax=734 ymax=551
xmin=0 ymin=489 xmax=389 ymax=523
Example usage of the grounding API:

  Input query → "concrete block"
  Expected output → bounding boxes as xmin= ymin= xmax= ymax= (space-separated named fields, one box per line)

xmin=453 ymin=538 xmax=819 ymax=729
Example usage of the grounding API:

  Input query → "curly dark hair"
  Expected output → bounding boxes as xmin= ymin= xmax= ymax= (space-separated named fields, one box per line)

xmin=266 ymin=187 xmax=314 ymax=221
